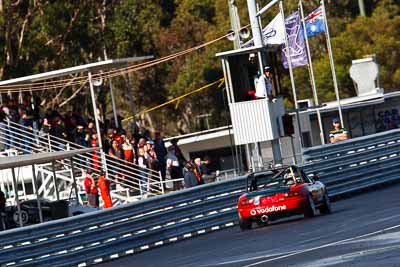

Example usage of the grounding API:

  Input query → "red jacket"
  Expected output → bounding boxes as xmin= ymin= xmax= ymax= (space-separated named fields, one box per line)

xmin=84 ymin=176 xmax=98 ymax=194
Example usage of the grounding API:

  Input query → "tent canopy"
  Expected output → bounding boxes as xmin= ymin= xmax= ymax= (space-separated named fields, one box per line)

xmin=0 ymin=56 xmax=153 ymax=86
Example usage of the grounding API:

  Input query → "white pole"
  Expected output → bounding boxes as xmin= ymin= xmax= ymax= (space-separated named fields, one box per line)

xmin=280 ymin=1 xmax=303 ymax=148
xmin=228 ymin=0 xmax=242 ymax=49
xmin=88 ymin=72 xmax=103 ymax=148
xmin=88 ymin=72 xmax=108 ymax=177
xmin=321 ymin=0 xmax=344 ymax=127
xmin=246 ymin=0 xmax=265 ymax=76
xmin=246 ymin=0 xmax=264 ymax=47
xmin=299 ymin=0 xmax=325 ymax=144
xmin=280 ymin=2 xmax=298 ymax=110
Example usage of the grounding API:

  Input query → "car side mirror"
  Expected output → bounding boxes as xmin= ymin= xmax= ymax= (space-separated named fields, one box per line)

xmin=313 ymin=175 xmax=320 ymax=181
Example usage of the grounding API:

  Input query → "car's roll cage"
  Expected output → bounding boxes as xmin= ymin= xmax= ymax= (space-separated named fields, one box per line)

xmin=246 ymin=165 xmax=315 ymax=192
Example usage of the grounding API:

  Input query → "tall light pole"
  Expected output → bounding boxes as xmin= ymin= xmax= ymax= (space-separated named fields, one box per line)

xmin=246 ymin=0 xmax=264 ymax=75
xmin=358 ymin=0 xmax=366 ymax=16
xmin=228 ymin=0 xmax=242 ymax=49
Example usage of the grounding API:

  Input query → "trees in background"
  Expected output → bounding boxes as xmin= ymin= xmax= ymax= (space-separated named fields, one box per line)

xmin=0 ymin=0 xmax=398 ymax=135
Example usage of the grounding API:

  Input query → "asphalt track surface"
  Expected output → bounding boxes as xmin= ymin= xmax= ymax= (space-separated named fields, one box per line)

xmin=99 ymin=184 xmax=400 ymax=267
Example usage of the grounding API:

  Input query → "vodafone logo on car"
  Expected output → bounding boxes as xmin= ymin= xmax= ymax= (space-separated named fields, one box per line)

xmin=250 ymin=205 xmax=287 ymax=216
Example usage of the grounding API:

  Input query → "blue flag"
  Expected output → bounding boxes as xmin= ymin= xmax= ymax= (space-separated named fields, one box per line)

xmin=282 ymin=11 xmax=308 ymax=69
xmin=305 ymin=6 xmax=326 ymax=37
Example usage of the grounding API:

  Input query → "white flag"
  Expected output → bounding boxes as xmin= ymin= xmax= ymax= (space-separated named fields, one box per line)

xmin=262 ymin=13 xmax=285 ymax=45
xmin=243 ymin=13 xmax=285 ymax=48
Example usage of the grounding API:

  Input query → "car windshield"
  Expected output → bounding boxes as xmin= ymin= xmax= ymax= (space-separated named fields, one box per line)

xmin=249 ymin=166 xmax=304 ymax=191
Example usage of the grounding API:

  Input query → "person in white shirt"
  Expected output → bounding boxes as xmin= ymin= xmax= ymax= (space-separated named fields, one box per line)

xmin=166 ymin=146 xmax=183 ymax=190
xmin=255 ymin=66 xmax=273 ymax=100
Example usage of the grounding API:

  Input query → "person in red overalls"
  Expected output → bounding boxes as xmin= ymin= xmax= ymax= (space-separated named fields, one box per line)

xmin=98 ymin=173 xmax=113 ymax=208
xmin=90 ymin=133 xmax=99 ymax=170
xmin=83 ymin=171 xmax=99 ymax=207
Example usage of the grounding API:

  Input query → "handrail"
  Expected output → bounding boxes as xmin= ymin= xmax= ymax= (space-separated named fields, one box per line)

xmin=3 ymin=120 xmax=159 ymax=175
xmin=0 ymin=120 xmax=164 ymax=197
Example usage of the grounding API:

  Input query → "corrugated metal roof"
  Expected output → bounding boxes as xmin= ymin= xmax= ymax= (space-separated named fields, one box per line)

xmin=0 ymin=56 xmax=153 ymax=85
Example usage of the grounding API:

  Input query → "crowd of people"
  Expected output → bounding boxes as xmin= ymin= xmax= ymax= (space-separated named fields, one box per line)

xmin=0 ymin=96 xmax=210 ymax=205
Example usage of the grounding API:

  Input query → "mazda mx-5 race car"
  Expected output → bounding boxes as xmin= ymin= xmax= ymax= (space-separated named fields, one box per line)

xmin=237 ymin=165 xmax=331 ymax=230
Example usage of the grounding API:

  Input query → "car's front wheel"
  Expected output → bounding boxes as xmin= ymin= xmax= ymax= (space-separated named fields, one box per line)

xmin=319 ymin=192 xmax=332 ymax=215
xmin=238 ymin=213 xmax=252 ymax=230
xmin=304 ymin=195 xmax=317 ymax=218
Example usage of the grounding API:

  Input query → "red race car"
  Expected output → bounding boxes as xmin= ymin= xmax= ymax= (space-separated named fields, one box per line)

xmin=237 ymin=165 xmax=331 ymax=230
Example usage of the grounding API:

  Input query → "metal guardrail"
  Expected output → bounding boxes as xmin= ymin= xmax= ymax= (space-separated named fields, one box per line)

xmin=302 ymin=128 xmax=400 ymax=162
xmin=1 ymin=130 xmax=400 ymax=266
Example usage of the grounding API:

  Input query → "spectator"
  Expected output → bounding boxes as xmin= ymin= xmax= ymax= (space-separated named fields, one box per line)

xmin=18 ymin=110 xmax=33 ymax=153
xmin=108 ymin=139 xmax=125 ymax=181
xmin=87 ymin=121 xmax=96 ymax=136
xmin=255 ymin=66 xmax=273 ymax=100
xmin=194 ymin=158 xmax=205 ymax=185
xmin=73 ymin=125 xmax=88 ymax=167
xmin=130 ymin=136 xmax=138 ymax=161
xmin=329 ymin=118 xmax=349 ymax=143
xmin=147 ymin=140 xmax=158 ymax=171
xmin=90 ymin=132 xmax=100 ymax=170
xmin=121 ymin=133 xmax=135 ymax=163
xmin=103 ymin=129 xmax=114 ymax=154
xmin=74 ymin=125 xmax=88 ymax=147
xmin=40 ymin=117 xmax=51 ymax=136
xmin=63 ymin=111 xmax=75 ymax=141
xmin=166 ymin=146 xmax=182 ymax=190
xmin=170 ymin=138 xmax=187 ymax=166
xmin=98 ymin=173 xmax=112 ymax=208
xmin=154 ymin=131 xmax=168 ymax=185
xmin=138 ymin=137 xmax=146 ymax=148
xmin=50 ymin=117 xmax=67 ymax=150
xmin=137 ymin=147 xmax=149 ymax=195
xmin=83 ymin=171 xmax=99 ymax=208
xmin=183 ymin=162 xmax=200 ymax=188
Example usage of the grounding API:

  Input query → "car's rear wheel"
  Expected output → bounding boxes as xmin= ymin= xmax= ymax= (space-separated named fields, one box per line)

xmin=304 ymin=195 xmax=317 ymax=218
xmin=319 ymin=192 xmax=332 ymax=214
xmin=238 ymin=213 xmax=252 ymax=230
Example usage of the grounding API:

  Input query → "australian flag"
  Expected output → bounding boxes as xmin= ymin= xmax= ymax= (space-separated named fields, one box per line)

xmin=305 ymin=6 xmax=326 ymax=37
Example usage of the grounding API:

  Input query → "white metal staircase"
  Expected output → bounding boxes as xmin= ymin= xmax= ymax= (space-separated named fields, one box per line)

xmin=0 ymin=120 xmax=164 ymax=205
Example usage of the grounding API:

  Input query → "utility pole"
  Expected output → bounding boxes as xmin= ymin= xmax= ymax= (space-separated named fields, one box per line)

xmin=228 ymin=0 xmax=242 ymax=49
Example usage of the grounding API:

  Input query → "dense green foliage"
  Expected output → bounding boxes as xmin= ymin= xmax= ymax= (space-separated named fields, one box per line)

xmin=0 ymin=0 xmax=398 ymax=135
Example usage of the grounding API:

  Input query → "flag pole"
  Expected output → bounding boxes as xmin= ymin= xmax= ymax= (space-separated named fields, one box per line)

xmin=279 ymin=1 xmax=303 ymax=148
xmin=321 ymin=0 xmax=344 ymax=127
xmin=299 ymin=0 xmax=325 ymax=144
